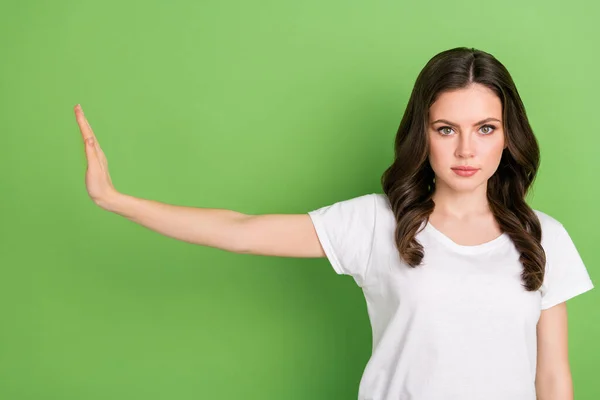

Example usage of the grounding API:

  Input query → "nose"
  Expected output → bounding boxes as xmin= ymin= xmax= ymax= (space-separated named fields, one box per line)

xmin=455 ymin=133 xmax=475 ymax=158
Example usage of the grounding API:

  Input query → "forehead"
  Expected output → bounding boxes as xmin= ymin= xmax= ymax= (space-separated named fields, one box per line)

xmin=429 ymin=84 xmax=502 ymax=122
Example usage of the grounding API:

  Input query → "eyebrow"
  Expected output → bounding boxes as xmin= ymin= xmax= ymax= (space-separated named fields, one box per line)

xmin=430 ymin=117 xmax=502 ymax=127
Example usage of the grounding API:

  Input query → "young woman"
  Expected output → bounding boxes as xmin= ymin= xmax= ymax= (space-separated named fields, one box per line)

xmin=75 ymin=47 xmax=594 ymax=400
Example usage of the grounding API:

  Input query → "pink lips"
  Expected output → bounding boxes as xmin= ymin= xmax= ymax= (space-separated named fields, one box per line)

xmin=451 ymin=166 xmax=479 ymax=177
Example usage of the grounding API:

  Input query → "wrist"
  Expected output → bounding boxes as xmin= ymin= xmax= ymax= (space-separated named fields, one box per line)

xmin=97 ymin=190 xmax=128 ymax=213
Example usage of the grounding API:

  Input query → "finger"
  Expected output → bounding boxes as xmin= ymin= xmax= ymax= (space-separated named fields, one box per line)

xmin=74 ymin=104 xmax=96 ymax=145
xmin=83 ymin=130 xmax=99 ymax=165
xmin=74 ymin=104 xmax=110 ymax=174
xmin=94 ymin=140 xmax=108 ymax=173
xmin=90 ymin=129 xmax=108 ymax=168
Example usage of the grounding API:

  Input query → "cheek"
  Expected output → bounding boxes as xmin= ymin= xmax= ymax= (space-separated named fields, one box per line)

xmin=480 ymin=139 xmax=505 ymax=166
xmin=427 ymin=141 xmax=452 ymax=170
xmin=428 ymin=138 xmax=452 ymax=156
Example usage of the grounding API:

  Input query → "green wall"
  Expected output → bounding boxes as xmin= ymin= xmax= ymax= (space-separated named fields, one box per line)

xmin=1 ymin=0 xmax=598 ymax=398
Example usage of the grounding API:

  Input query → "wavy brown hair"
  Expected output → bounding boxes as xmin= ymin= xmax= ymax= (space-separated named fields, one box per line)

xmin=380 ymin=47 xmax=545 ymax=291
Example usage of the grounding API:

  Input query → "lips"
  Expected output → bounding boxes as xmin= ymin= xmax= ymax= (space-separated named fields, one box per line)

xmin=451 ymin=166 xmax=479 ymax=171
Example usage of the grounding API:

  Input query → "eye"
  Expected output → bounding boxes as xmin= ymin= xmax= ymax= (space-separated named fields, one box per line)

xmin=437 ymin=126 xmax=454 ymax=136
xmin=436 ymin=124 xmax=497 ymax=136
xmin=480 ymin=124 xmax=497 ymax=135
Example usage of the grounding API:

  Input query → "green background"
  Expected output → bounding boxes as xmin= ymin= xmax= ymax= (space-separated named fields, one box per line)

xmin=1 ymin=0 xmax=598 ymax=398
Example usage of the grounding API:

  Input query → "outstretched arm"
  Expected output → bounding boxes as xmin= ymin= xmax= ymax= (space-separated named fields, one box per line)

xmin=74 ymin=104 xmax=325 ymax=258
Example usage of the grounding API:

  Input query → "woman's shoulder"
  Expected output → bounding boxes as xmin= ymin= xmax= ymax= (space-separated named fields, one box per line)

xmin=532 ymin=208 xmax=563 ymax=228
xmin=372 ymin=192 xmax=391 ymax=208
xmin=531 ymin=208 xmax=571 ymax=246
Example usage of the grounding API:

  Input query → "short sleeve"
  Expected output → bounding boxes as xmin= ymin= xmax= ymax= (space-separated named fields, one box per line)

xmin=307 ymin=193 xmax=377 ymax=287
xmin=540 ymin=223 xmax=594 ymax=310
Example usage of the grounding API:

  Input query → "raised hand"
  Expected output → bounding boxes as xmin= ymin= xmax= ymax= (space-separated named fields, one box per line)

xmin=74 ymin=104 xmax=119 ymax=209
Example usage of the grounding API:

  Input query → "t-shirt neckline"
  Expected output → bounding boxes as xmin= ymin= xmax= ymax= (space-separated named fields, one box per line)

xmin=424 ymin=219 xmax=511 ymax=254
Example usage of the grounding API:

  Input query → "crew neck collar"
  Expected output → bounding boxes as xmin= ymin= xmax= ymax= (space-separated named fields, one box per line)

xmin=422 ymin=219 xmax=511 ymax=254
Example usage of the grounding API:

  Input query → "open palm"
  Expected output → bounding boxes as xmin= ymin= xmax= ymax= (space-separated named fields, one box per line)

xmin=74 ymin=104 xmax=118 ymax=208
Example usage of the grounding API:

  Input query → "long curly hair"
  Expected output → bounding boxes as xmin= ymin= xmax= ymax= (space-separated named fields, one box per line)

xmin=381 ymin=47 xmax=545 ymax=291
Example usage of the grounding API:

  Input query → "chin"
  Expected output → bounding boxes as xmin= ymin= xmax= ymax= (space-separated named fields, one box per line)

xmin=439 ymin=174 xmax=487 ymax=192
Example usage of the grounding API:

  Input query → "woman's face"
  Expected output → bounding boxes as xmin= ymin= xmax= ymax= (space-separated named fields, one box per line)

xmin=428 ymin=83 xmax=506 ymax=194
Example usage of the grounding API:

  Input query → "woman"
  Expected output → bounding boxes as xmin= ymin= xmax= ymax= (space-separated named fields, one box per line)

xmin=75 ymin=47 xmax=594 ymax=400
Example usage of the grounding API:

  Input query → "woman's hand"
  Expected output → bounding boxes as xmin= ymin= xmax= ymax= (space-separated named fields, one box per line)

xmin=75 ymin=104 xmax=119 ymax=209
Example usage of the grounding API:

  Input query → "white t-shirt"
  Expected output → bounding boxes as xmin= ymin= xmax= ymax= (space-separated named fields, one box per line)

xmin=308 ymin=193 xmax=594 ymax=400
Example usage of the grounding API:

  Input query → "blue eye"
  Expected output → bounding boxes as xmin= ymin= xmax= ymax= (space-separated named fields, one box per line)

xmin=437 ymin=124 xmax=497 ymax=136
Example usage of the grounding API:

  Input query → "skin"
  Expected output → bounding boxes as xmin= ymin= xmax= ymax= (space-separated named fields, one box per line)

xmin=425 ymin=84 xmax=572 ymax=399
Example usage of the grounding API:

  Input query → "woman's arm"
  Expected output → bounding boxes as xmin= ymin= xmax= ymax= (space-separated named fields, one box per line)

xmin=105 ymin=193 xmax=325 ymax=257
xmin=535 ymin=302 xmax=573 ymax=400
xmin=75 ymin=104 xmax=325 ymax=257
xmin=105 ymin=193 xmax=250 ymax=253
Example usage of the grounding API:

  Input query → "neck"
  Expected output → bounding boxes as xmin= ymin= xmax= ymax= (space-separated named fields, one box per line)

xmin=431 ymin=180 xmax=491 ymax=219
